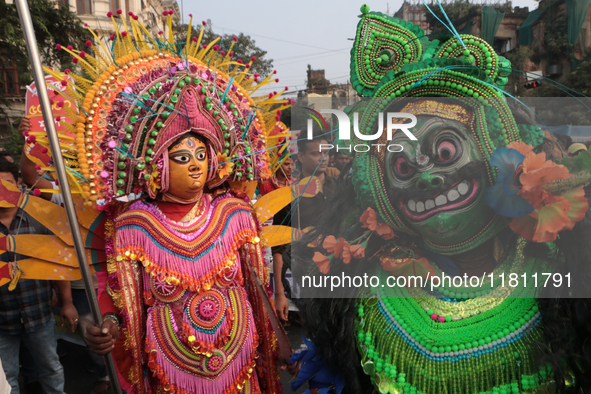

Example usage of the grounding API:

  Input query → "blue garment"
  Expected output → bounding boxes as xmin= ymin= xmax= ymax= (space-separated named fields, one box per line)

xmin=290 ymin=336 xmax=345 ymax=394
xmin=0 ymin=316 xmax=65 ymax=394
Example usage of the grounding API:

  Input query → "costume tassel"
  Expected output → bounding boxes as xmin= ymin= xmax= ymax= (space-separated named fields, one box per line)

xmin=126 ymin=17 xmax=141 ymax=50
xmin=90 ymin=45 xmax=111 ymax=71
xmin=248 ymin=75 xmax=279 ymax=95
xmin=219 ymin=39 xmax=237 ymax=73
xmin=58 ymin=47 xmax=98 ymax=78
xmin=109 ymin=14 xmax=127 ymax=59
xmin=167 ymin=13 xmax=174 ymax=48
xmin=8 ymin=269 xmax=21 ymax=291
xmin=137 ymin=21 xmax=159 ymax=48
xmin=232 ymin=67 xmax=250 ymax=85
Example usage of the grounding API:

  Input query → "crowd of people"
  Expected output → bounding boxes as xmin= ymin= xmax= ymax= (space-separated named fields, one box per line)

xmin=4 ymin=4 xmax=591 ymax=394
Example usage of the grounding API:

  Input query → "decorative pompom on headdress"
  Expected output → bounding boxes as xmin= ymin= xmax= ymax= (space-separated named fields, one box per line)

xmin=34 ymin=12 xmax=289 ymax=206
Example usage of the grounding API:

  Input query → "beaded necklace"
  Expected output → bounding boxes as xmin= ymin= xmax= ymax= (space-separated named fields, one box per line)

xmin=355 ymin=238 xmax=553 ymax=394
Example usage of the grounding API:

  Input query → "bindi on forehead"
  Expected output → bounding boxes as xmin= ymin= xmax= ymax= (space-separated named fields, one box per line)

xmin=170 ymin=136 xmax=205 ymax=152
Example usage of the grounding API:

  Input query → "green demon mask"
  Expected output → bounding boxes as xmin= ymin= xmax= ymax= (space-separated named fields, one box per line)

xmin=385 ymin=109 xmax=495 ymax=247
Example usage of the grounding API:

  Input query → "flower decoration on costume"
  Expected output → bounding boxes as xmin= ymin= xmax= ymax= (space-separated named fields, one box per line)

xmin=313 ymin=208 xmax=397 ymax=272
xmin=487 ymin=141 xmax=591 ymax=242
xmin=360 ymin=207 xmax=378 ymax=230
xmin=148 ymin=165 xmax=162 ymax=194
xmin=323 ymin=236 xmax=352 ymax=264
xmin=360 ymin=207 xmax=397 ymax=241
xmin=216 ymin=152 xmax=235 ymax=179
xmin=312 ymin=252 xmax=332 ymax=274
xmin=350 ymin=241 xmax=367 ymax=259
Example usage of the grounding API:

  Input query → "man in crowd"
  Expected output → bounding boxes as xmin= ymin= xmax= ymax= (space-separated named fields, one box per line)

xmin=271 ymin=133 xmax=338 ymax=323
xmin=334 ymin=151 xmax=351 ymax=173
xmin=0 ymin=159 xmax=77 ymax=394
xmin=0 ymin=150 xmax=14 ymax=164
xmin=294 ymin=133 xmax=337 ymax=230
xmin=18 ymin=117 xmax=111 ymax=394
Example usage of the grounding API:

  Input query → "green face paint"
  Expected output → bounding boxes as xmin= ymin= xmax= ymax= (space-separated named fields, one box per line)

xmin=385 ymin=116 xmax=495 ymax=247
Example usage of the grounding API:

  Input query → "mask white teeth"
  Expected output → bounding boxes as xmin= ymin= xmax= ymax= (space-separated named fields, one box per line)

xmin=447 ymin=189 xmax=460 ymax=202
xmin=408 ymin=180 xmax=471 ymax=217
xmin=435 ymin=195 xmax=447 ymax=206
xmin=458 ymin=181 xmax=469 ymax=196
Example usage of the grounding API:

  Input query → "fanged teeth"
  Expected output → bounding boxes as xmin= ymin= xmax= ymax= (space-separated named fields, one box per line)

xmin=408 ymin=200 xmax=416 ymax=211
xmin=458 ymin=181 xmax=469 ymax=196
xmin=416 ymin=201 xmax=425 ymax=212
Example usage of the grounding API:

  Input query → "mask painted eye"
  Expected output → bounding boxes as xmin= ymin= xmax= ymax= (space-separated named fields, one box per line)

xmin=436 ymin=140 xmax=457 ymax=163
xmin=196 ymin=151 xmax=207 ymax=161
xmin=394 ymin=156 xmax=414 ymax=178
xmin=172 ymin=154 xmax=190 ymax=164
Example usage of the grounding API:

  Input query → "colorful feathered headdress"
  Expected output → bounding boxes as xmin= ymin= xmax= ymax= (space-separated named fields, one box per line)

xmin=27 ymin=12 xmax=290 ymax=206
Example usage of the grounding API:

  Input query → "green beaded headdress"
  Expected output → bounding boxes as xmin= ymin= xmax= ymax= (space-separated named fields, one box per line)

xmin=344 ymin=6 xmax=550 ymax=251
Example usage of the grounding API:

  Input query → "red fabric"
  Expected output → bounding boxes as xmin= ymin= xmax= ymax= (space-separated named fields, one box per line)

xmin=259 ymin=180 xmax=278 ymax=196
xmin=96 ymin=262 xmax=117 ymax=315
xmin=155 ymin=200 xmax=198 ymax=221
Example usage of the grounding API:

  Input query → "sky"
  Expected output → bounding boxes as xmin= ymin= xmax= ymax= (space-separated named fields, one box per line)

xmin=182 ymin=0 xmax=539 ymax=98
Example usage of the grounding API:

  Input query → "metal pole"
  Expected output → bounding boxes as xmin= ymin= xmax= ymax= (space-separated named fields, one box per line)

xmin=15 ymin=1 xmax=123 ymax=393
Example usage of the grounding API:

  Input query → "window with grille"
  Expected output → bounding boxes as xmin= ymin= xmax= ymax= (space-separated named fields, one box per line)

xmin=77 ymin=0 xmax=91 ymax=14
xmin=1 ymin=60 xmax=21 ymax=96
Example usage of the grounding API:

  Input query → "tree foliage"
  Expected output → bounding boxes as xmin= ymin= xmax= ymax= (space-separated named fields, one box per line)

xmin=173 ymin=23 xmax=273 ymax=77
xmin=0 ymin=0 xmax=91 ymax=120
xmin=539 ymin=60 xmax=591 ymax=97
xmin=504 ymin=47 xmax=534 ymax=96
xmin=3 ymin=124 xmax=25 ymax=164
xmin=543 ymin=10 xmax=569 ymax=61
xmin=422 ymin=0 xmax=481 ymax=34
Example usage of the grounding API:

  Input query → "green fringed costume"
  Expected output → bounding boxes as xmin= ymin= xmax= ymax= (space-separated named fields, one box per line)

xmin=292 ymin=5 xmax=591 ymax=394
